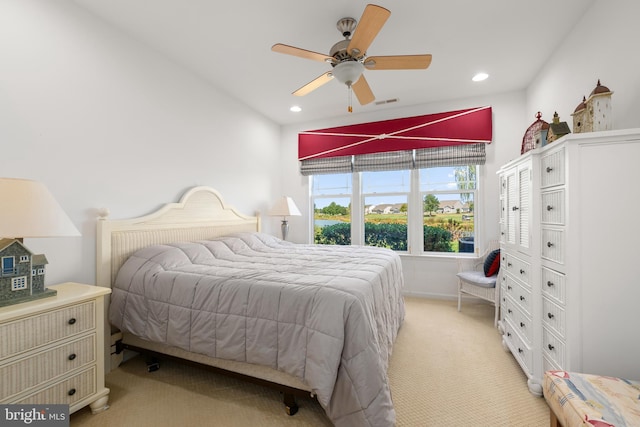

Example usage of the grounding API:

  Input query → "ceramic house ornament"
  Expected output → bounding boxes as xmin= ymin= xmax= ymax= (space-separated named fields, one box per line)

xmin=546 ymin=111 xmax=571 ymax=143
xmin=572 ymin=80 xmax=613 ymax=133
xmin=521 ymin=111 xmax=549 ymax=154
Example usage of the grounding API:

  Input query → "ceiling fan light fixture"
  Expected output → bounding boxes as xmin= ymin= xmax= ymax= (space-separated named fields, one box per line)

xmin=332 ymin=61 xmax=365 ymax=86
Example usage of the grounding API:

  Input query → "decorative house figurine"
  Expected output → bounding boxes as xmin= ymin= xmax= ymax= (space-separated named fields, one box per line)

xmin=571 ymin=79 xmax=613 ymax=133
xmin=0 ymin=238 xmax=54 ymax=307
xmin=546 ymin=111 xmax=571 ymax=143
xmin=521 ymin=111 xmax=549 ymax=154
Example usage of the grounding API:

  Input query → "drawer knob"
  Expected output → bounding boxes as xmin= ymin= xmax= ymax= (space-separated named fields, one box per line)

xmin=68 ymin=353 xmax=77 ymax=361
xmin=546 ymin=166 xmax=553 ymax=173
xmin=520 ymin=269 xmax=525 ymax=274
xmin=546 ymin=205 xmax=553 ymax=211
xmin=508 ymin=309 xmax=512 ymax=314
xmin=507 ymin=262 xmax=512 ymax=267
xmin=548 ymin=344 xmax=555 ymax=351
xmin=68 ymin=318 xmax=77 ymax=325
xmin=547 ymin=312 xmax=554 ymax=319
xmin=520 ymin=322 xmax=525 ymax=328
xmin=68 ymin=388 xmax=76 ymax=396
xmin=507 ymin=332 xmax=511 ymax=337
xmin=547 ymin=242 xmax=554 ymax=248
xmin=547 ymin=281 xmax=554 ymax=287
xmin=518 ymin=347 xmax=523 ymax=353
xmin=512 ymin=206 xmax=519 ymax=211
xmin=520 ymin=295 xmax=525 ymax=301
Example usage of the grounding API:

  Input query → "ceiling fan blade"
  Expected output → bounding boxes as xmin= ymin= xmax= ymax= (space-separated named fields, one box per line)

xmin=352 ymin=75 xmax=375 ymax=105
xmin=271 ymin=43 xmax=334 ymax=63
xmin=347 ymin=4 xmax=390 ymax=58
xmin=293 ymin=71 xmax=334 ymax=96
xmin=364 ymin=54 xmax=433 ymax=70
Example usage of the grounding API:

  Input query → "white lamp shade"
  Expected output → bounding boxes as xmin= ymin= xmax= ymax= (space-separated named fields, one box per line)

xmin=0 ymin=178 xmax=81 ymax=238
xmin=268 ymin=196 xmax=301 ymax=217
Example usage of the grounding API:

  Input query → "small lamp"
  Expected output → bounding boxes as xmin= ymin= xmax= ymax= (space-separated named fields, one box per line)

xmin=268 ymin=196 xmax=301 ymax=241
xmin=0 ymin=178 xmax=81 ymax=307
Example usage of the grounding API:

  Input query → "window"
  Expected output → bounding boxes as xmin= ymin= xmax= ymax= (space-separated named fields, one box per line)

xmin=2 ymin=257 xmax=15 ymax=275
xmin=311 ymin=165 xmax=479 ymax=254
xmin=11 ymin=276 xmax=27 ymax=291
xmin=312 ymin=173 xmax=352 ymax=245
xmin=362 ymin=170 xmax=410 ymax=251
xmin=420 ymin=166 xmax=477 ymax=253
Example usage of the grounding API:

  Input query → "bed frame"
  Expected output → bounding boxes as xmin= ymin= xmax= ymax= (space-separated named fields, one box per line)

xmin=96 ymin=186 xmax=313 ymax=415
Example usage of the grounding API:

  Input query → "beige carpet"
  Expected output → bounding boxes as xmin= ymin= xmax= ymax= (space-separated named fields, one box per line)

xmin=71 ymin=297 xmax=549 ymax=426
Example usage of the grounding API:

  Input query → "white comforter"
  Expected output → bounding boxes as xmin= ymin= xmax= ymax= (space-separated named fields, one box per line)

xmin=109 ymin=232 xmax=405 ymax=426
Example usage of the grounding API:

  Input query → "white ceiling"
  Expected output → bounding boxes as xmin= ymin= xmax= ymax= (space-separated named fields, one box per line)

xmin=72 ymin=0 xmax=594 ymax=125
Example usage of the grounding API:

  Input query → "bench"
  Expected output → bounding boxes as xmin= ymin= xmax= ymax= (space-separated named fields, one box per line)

xmin=543 ymin=370 xmax=640 ymax=426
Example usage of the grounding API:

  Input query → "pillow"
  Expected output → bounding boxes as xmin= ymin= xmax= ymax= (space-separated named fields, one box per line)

xmin=483 ymin=249 xmax=500 ymax=277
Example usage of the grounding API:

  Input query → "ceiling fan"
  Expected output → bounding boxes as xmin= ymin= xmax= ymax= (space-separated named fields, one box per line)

xmin=271 ymin=4 xmax=432 ymax=112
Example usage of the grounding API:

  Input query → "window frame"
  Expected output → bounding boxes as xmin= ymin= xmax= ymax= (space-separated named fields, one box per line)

xmin=310 ymin=165 xmax=483 ymax=255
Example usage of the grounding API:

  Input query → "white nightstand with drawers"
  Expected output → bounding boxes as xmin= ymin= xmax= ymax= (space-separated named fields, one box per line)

xmin=0 ymin=282 xmax=111 ymax=414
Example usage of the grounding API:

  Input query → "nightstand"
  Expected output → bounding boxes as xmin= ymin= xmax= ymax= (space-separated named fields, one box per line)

xmin=0 ymin=282 xmax=111 ymax=414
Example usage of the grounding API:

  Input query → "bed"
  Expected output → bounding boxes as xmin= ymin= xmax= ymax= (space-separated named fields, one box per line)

xmin=96 ymin=186 xmax=405 ymax=426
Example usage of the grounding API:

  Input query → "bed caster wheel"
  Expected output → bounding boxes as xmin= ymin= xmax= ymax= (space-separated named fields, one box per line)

xmin=285 ymin=403 xmax=298 ymax=416
xmin=146 ymin=357 xmax=160 ymax=372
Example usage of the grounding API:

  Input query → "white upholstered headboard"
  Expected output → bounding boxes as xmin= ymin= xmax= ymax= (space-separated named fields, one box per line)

xmin=96 ymin=186 xmax=260 ymax=289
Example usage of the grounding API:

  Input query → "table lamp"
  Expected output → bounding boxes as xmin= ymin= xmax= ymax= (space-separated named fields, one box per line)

xmin=268 ymin=196 xmax=301 ymax=241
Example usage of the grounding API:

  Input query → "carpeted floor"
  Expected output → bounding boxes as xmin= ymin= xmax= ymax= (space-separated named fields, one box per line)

xmin=71 ymin=297 xmax=549 ymax=426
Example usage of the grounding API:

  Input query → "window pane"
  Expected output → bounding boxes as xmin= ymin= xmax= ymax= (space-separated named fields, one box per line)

xmin=312 ymin=173 xmax=351 ymax=196
xmin=313 ymin=196 xmax=351 ymax=245
xmin=422 ymin=192 xmax=474 ymax=253
xmin=362 ymin=170 xmax=409 ymax=251
xmin=364 ymin=195 xmax=408 ymax=251
xmin=362 ymin=170 xmax=410 ymax=193
xmin=420 ymin=166 xmax=477 ymax=191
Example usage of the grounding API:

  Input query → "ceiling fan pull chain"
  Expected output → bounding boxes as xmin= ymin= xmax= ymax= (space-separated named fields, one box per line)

xmin=348 ymin=86 xmax=353 ymax=113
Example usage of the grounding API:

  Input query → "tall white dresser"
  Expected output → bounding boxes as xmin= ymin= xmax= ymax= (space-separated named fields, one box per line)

xmin=0 ymin=282 xmax=111 ymax=414
xmin=498 ymin=128 xmax=640 ymax=394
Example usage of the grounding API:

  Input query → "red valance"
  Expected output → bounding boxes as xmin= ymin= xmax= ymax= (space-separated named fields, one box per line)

xmin=298 ymin=106 xmax=492 ymax=160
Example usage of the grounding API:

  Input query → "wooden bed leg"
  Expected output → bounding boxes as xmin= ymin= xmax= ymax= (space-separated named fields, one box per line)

xmin=549 ymin=408 xmax=560 ymax=427
xmin=283 ymin=393 xmax=298 ymax=416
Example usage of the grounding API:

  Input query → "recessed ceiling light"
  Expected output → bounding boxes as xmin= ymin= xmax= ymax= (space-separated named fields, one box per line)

xmin=290 ymin=105 xmax=302 ymax=112
xmin=472 ymin=72 xmax=489 ymax=82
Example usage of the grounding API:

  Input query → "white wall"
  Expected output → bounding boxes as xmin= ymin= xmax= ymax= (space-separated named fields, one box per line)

xmin=526 ymin=0 xmax=640 ymax=130
xmin=0 ymin=0 xmax=282 ymax=286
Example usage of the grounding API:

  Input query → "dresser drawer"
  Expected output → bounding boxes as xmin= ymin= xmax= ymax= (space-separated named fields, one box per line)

xmin=0 ymin=301 xmax=95 ymax=360
xmin=1 ymin=334 xmax=95 ymax=401
xmin=503 ymin=253 xmax=531 ymax=288
xmin=504 ymin=295 xmax=533 ymax=344
xmin=504 ymin=320 xmax=533 ymax=375
xmin=503 ymin=275 xmax=532 ymax=316
xmin=16 ymin=366 xmax=96 ymax=406
xmin=543 ymin=327 xmax=566 ymax=368
xmin=540 ymin=148 xmax=565 ymax=188
xmin=541 ymin=228 xmax=564 ymax=264
xmin=541 ymin=189 xmax=565 ymax=225
xmin=541 ymin=267 xmax=566 ymax=305
xmin=542 ymin=297 xmax=566 ymax=337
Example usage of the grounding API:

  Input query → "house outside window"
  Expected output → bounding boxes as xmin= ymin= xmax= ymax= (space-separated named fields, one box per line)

xmin=311 ymin=165 xmax=480 ymax=254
